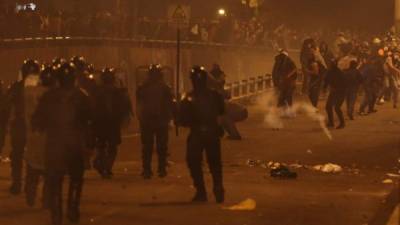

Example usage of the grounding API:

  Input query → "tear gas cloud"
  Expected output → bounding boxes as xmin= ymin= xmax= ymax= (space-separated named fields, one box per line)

xmin=254 ymin=91 xmax=333 ymax=140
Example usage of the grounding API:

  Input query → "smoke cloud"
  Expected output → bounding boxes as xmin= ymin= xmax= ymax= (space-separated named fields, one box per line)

xmin=254 ymin=91 xmax=333 ymax=140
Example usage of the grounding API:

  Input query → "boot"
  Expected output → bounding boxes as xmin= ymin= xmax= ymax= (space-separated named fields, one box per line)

xmin=191 ymin=190 xmax=208 ymax=202
xmin=9 ymin=181 xmax=21 ymax=195
xmin=158 ymin=167 xmax=167 ymax=178
xmin=141 ymin=170 xmax=153 ymax=180
xmin=213 ymin=187 xmax=225 ymax=204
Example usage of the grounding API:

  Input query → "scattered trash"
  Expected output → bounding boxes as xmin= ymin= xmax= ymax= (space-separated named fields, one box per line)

xmin=0 ymin=156 xmax=10 ymax=163
xmin=223 ymin=198 xmax=256 ymax=211
xmin=348 ymin=168 xmax=360 ymax=174
xmin=246 ymin=159 xmax=265 ymax=168
xmin=313 ymin=163 xmax=343 ymax=173
xmin=289 ymin=163 xmax=304 ymax=169
xmin=267 ymin=161 xmax=283 ymax=169
xmin=270 ymin=166 xmax=297 ymax=179
xmin=307 ymin=149 xmax=313 ymax=154
xmin=386 ymin=173 xmax=400 ymax=178
xmin=382 ymin=179 xmax=394 ymax=184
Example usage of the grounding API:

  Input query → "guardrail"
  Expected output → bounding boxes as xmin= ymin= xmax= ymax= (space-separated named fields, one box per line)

xmin=225 ymin=74 xmax=273 ymax=100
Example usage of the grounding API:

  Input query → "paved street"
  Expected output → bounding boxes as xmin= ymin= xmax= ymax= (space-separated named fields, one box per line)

xmin=0 ymin=95 xmax=399 ymax=225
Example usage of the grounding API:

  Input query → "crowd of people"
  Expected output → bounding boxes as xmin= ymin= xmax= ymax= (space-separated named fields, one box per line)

xmin=1 ymin=7 xmax=383 ymax=50
xmin=273 ymin=30 xmax=400 ymax=129
xmin=0 ymin=53 xmax=248 ymax=224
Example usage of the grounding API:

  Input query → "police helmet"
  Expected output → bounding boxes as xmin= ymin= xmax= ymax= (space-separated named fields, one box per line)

xmin=148 ymin=64 xmax=163 ymax=78
xmin=52 ymin=57 xmax=66 ymax=67
xmin=70 ymin=56 xmax=86 ymax=72
xmin=86 ymin=64 xmax=95 ymax=74
xmin=57 ymin=62 xmax=76 ymax=88
xmin=190 ymin=66 xmax=208 ymax=90
xmin=101 ymin=67 xmax=116 ymax=84
xmin=40 ymin=65 xmax=58 ymax=87
xmin=21 ymin=59 xmax=40 ymax=78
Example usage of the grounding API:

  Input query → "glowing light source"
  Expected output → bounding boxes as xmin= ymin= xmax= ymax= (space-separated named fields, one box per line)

xmin=218 ymin=8 xmax=226 ymax=16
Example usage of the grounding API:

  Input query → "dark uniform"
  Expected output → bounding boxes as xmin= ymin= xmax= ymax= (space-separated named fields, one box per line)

xmin=136 ymin=64 xmax=173 ymax=179
xmin=324 ymin=60 xmax=347 ymax=129
xmin=93 ymin=68 xmax=131 ymax=178
xmin=344 ymin=61 xmax=363 ymax=120
xmin=272 ymin=51 xmax=297 ymax=108
xmin=179 ymin=66 xmax=225 ymax=203
xmin=33 ymin=62 xmax=92 ymax=225
xmin=24 ymin=65 xmax=58 ymax=208
xmin=6 ymin=59 xmax=40 ymax=195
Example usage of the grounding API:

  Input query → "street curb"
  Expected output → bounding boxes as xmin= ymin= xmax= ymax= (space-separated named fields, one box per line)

xmin=368 ymin=186 xmax=400 ymax=225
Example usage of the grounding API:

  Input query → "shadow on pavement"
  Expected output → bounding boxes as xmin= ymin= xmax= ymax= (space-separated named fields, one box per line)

xmin=139 ymin=201 xmax=205 ymax=207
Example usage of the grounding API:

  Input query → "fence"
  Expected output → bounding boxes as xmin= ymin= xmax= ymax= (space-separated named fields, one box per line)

xmin=225 ymin=74 xmax=273 ymax=100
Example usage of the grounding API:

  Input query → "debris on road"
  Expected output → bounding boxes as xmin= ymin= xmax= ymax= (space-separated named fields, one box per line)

xmin=270 ymin=165 xmax=297 ymax=179
xmin=223 ymin=198 xmax=256 ymax=211
xmin=289 ymin=163 xmax=304 ymax=169
xmin=382 ymin=179 xmax=394 ymax=184
xmin=307 ymin=149 xmax=313 ymax=154
xmin=386 ymin=173 xmax=400 ymax=178
xmin=0 ymin=156 xmax=10 ymax=163
xmin=313 ymin=163 xmax=343 ymax=173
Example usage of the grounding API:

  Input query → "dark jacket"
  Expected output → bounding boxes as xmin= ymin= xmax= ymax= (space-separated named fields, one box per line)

xmin=32 ymin=87 xmax=92 ymax=171
xmin=93 ymin=85 xmax=131 ymax=145
xmin=324 ymin=66 xmax=347 ymax=91
xmin=6 ymin=81 xmax=27 ymax=142
xmin=136 ymin=79 xmax=174 ymax=123
xmin=344 ymin=68 xmax=363 ymax=88
xmin=272 ymin=53 xmax=297 ymax=89
xmin=359 ymin=63 xmax=381 ymax=91
xmin=179 ymin=88 xmax=225 ymax=138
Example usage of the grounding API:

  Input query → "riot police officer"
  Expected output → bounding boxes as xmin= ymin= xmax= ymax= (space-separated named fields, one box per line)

xmin=52 ymin=57 xmax=67 ymax=67
xmin=33 ymin=62 xmax=92 ymax=225
xmin=24 ymin=64 xmax=58 ymax=208
xmin=93 ymin=68 xmax=130 ymax=178
xmin=6 ymin=59 xmax=40 ymax=195
xmin=179 ymin=66 xmax=225 ymax=203
xmin=136 ymin=64 xmax=174 ymax=179
xmin=70 ymin=56 xmax=87 ymax=73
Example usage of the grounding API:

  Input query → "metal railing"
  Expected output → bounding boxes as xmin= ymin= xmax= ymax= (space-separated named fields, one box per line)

xmin=225 ymin=74 xmax=273 ymax=100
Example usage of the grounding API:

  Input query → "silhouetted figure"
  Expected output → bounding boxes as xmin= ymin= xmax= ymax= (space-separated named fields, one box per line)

xmin=136 ymin=64 xmax=174 ymax=179
xmin=33 ymin=62 xmax=92 ymax=225
xmin=272 ymin=50 xmax=297 ymax=108
xmin=324 ymin=60 xmax=347 ymax=129
xmin=93 ymin=68 xmax=131 ymax=179
xmin=179 ymin=66 xmax=225 ymax=203
xmin=5 ymin=59 xmax=40 ymax=195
